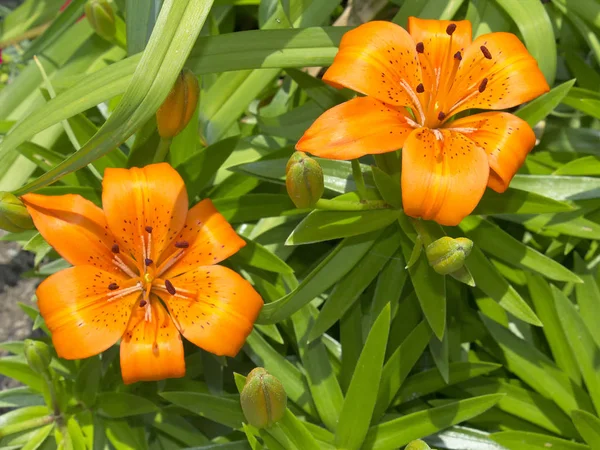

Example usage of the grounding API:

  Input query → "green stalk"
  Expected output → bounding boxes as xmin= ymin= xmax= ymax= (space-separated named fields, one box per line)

xmin=153 ymin=137 xmax=172 ymax=162
xmin=351 ymin=159 xmax=368 ymax=200
xmin=314 ymin=198 xmax=389 ymax=211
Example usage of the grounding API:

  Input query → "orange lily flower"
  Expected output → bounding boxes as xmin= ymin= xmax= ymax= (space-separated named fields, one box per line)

xmin=22 ymin=163 xmax=263 ymax=384
xmin=297 ymin=18 xmax=550 ymax=225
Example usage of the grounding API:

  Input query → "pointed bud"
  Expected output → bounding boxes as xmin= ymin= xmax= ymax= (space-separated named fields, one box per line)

xmin=240 ymin=368 xmax=287 ymax=428
xmin=285 ymin=152 xmax=324 ymax=209
xmin=84 ymin=0 xmax=116 ymax=40
xmin=425 ymin=236 xmax=473 ymax=275
xmin=156 ymin=69 xmax=200 ymax=139
xmin=405 ymin=440 xmax=432 ymax=450
xmin=0 ymin=192 xmax=34 ymax=233
xmin=24 ymin=339 xmax=52 ymax=378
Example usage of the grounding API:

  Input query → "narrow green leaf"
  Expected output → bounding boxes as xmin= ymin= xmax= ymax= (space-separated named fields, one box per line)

xmin=371 ymin=166 xmax=402 ymax=209
xmin=231 ymin=238 xmax=294 ymax=274
xmin=159 ymin=392 xmax=244 ymax=429
xmin=517 ymin=80 xmax=576 ymax=126
xmin=97 ymin=393 xmax=158 ymax=418
xmin=429 ymin=332 xmax=450 ymax=384
xmin=369 ymin=249 xmax=407 ymax=326
xmin=335 ymin=304 xmax=391 ymax=450
xmin=473 ymin=188 xmax=573 ymax=215
xmin=572 ymin=409 xmax=600 ymax=448
xmin=492 ymin=431 xmax=590 ymax=450
xmin=213 ymin=194 xmax=296 ymax=224
xmin=574 ymin=254 xmax=600 ymax=348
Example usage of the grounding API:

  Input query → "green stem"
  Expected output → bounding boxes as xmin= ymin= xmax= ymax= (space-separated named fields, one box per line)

xmin=0 ymin=415 xmax=54 ymax=437
xmin=409 ymin=217 xmax=435 ymax=246
xmin=351 ymin=159 xmax=368 ymax=200
xmin=153 ymin=137 xmax=172 ymax=163
xmin=314 ymin=198 xmax=388 ymax=211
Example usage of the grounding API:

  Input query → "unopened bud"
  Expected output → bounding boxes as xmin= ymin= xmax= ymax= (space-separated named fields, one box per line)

xmin=285 ymin=152 xmax=324 ymax=209
xmin=0 ymin=192 xmax=34 ymax=233
xmin=85 ymin=0 xmax=116 ymax=40
xmin=156 ymin=69 xmax=199 ymax=139
xmin=405 ymin=440 xmax=432 ymax=450
xmin=240 ymin=367 xmax=287 ymax=428
xmin=24 ymin=339 xmax=51 ymax=377
xmin=425 ymin=236 xmax=473 ymax=275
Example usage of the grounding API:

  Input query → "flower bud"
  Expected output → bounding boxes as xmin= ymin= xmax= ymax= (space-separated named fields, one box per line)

xmin=156 ymin=69 xmax=200 ymax=139
xmin=84 ymin=0 xmax=116 ymax=40
xmin=24 ymin=339 xmax=52 ymax=378
xmin=0 ymin=192 xmax=34 ymax=233
xmin=285 ymin=152 xmax=324 ymax=209
xmin=240 ymin=367 xmax=287 ymax=428
xmin=405 ymin=440 xmax=432 ymax=450
xmin=425 ymin=236 xmax=473 ymax=275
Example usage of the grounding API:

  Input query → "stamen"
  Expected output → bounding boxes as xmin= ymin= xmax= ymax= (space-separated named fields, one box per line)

xmin=139 ymin=299 xmax=147 ymax=307
xmin=107 ymin=283 xmax=143 ymax=301
xmin=480 ymin=46 xmax=492 ymax=59
xmin=454 ymin=51 xmax=462 ymax=61
xmin=108 ymin=283 xmax=119 ymax=291
xmin=165 ymin=279 xmax=176 ymax=295
xmin=156 ymin=249 xmax=185 ymax=278
xmin=111 ymin=244 xmax=120 ymax=254
xmin=175 ymin=241 xmax=189 ymax=249
xmin=446 ymin=24 xmax=457 ymax=35
xmin=145 ymin=226 xmax=153 ymax=233
xmin=112 ymin=256 xmax=138 ymax=279
xmin=478 ymin=78 xmax=489 ymax=93
xmin=416 ymin=42 xmax=424 ymax=53
xmin=416 ymin=83 xmax=425 ymax=93
xmin=438 ymin=111 xmax=446 ymax=121
xmin=399 ymin=79 xmax=426 ymax=125
xmin=145 ymin=258 xmax=153 ymax=266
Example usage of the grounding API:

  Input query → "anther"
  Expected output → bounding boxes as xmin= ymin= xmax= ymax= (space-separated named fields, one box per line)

xmin=480 ymin=46 xmax=492 ymax=59
xmin=446 ymin=23 xmax=457 ymax=35
xmin=416 ymin=42 xmax=424 ymax=53
xmin=416 ymin=83 xmax=425 ymax=93
xmin=438 ymin=112 xmax=446 ymax=121
xmin=454 ymin=51 xmax=462 ymax=61
xmin=111 ymin=244 xmax=120 ymax=253
xmin=175 ymin=241 xmax=189 ymax=249
xmin=108 ymin=283 xmax=119 ymax=291
xmin=479 ymin=77 xmax=489 ymax=93
xmin=139 ymin=300 xmax=147 ymax=307
xmin=145 ymin=258 xmax=153 ymax=266
xmin=145 ymin=226 xmax=153 ymax=233
xmin=165 ymin=279 xmax=176 ymax=295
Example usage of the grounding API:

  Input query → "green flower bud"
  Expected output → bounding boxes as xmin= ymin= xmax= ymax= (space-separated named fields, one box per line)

xmin=24 ymin=339 xmax=52 ymax=378
xmin=240 ymin=367 xmax=287 ymax=428
xmin=285 ymin=152 xmax=324 ymax=209
xmin=425 ymin=236 xmax=473 ymax=275
xmin=405 ymin=440 xmax=432 ymax=450
xmin=84 ymin=0 xmax=116 ymax=40
xmin=0 ymin=192 xmax=34 ymax=233
xmin=156 ymin=69 xmax=200 ymax=139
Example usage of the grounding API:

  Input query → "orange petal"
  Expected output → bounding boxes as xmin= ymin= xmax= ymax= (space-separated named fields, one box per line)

xmin=401 ymin=127 xmax=489 ymax=226
xmin=120 ymin=298 xmax=185 ymax=384
xmin=447 ymin=112 xmax=536 ymax=192
xmin=447 ymin=32 xmax=550 ymax=115
xmin=37 ymin=266 xmax=139 ymax=360
xmin=323 ymin=21 xmax=425 ymax=116
xmin=161 ymin=265 xmax=263 ymax=357
xmin=21 ymin=193 xmax=121 ymax=274
xmin=296 ymin=97 xmax=415 ymax=160
xmin=158 ymin=199 xmax=246 ymax=278
xmin=102 ymin=163 xmax=188 ymax=268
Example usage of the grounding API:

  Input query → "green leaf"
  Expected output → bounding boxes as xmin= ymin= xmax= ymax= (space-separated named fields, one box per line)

xmin=231 ymin=238 xmax=294 ymax=274
xmin=363 ymin=394 xmax=504 ymax=449
xmin=572 ymin=409 xmax=600 ymax=448
xmin=213 ymin=194 xmax=297 ymax=223
xmin=258 ymin=230 xmax=382 ymax=324
xmin=473 ymin=188 xmax=573 ymax=215
xmin=0 ymin=387 xmax=44 ymax=409
xmin=491 ymin=431 xmax=590 ymax=450
xmin=574 ymin=255 xmax=600 ymax=348
xmin=371 ymin=166 xmax=402 ymax=209
xmin=516 ymin=80 xmax=576 ymax=126
xmin=74 ymin=356 xmax=102 ymax=408
xmin=511 ymin=174 xmax=600 ymax=201
xmin=335 ymin=304 xmax=391 ymax=450
xmin=159 ymin=392 xmax=244 ymax=429
xmin=97 ymin=392 xmax=158 ymax=418
xmin=0 ymin=357 xmax=44 ymax=392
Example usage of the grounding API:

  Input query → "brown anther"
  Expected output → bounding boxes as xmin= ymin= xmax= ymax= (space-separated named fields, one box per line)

xmin=480 ymin=46 xmax=492 ymax=59
xmin=165 ymin=280 xmax=176 ymax=295
xmin=111 ymin=244 xmax=120 ymax=254
xmin=478 ymin=77 xmax=489 ymax=93
xmin=416 ymin=83 xmax=425 ymax=93
xmin=139 ymin=300 xmax=147 ymax=307
xmin=454 ymin=51 xmax=462 ymax=61
xmin=145 ymin=258 xmax=153 ymax=266
xmin=416 ymin=42 xmax=424 ymax=53
xmin=438 ymin=112 xmax=446 ymax=121
xmin=144 ymin=226 xmax=153 ymax=233
xmin=108 ymin=283 xmax=119 ymax=291
xmin=175 ymin=241 xmax=189 ymax=249
xmin=446 ymin=23 xmax=457 ymax=35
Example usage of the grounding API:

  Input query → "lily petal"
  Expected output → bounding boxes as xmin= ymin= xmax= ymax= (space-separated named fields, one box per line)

xmin=37 ymin=266 xmax=139 ymax=360
xmin=120 ymin=298 xmax=185 ymax=384
xmin=448 ymin=112 xmax=536 ymax=192
xmin=158 ymin=199 xmax=245 ymax=278
xmin=161 ymin=265 xmax=263 ymax=357
xmin=296 ymin=97 xmax=414 ymax=160
xmin=22 ymin=193 xmax=120 ymax=274
xmin=402 ymin=127 xmax=489 ymax=226
xmin=102 ymin=163 xmax=188 ymax=267
xmin=448 ymin=32 xmax=550 ymax=115
xmin=323 ymin=21 xmax=424 ymax=115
